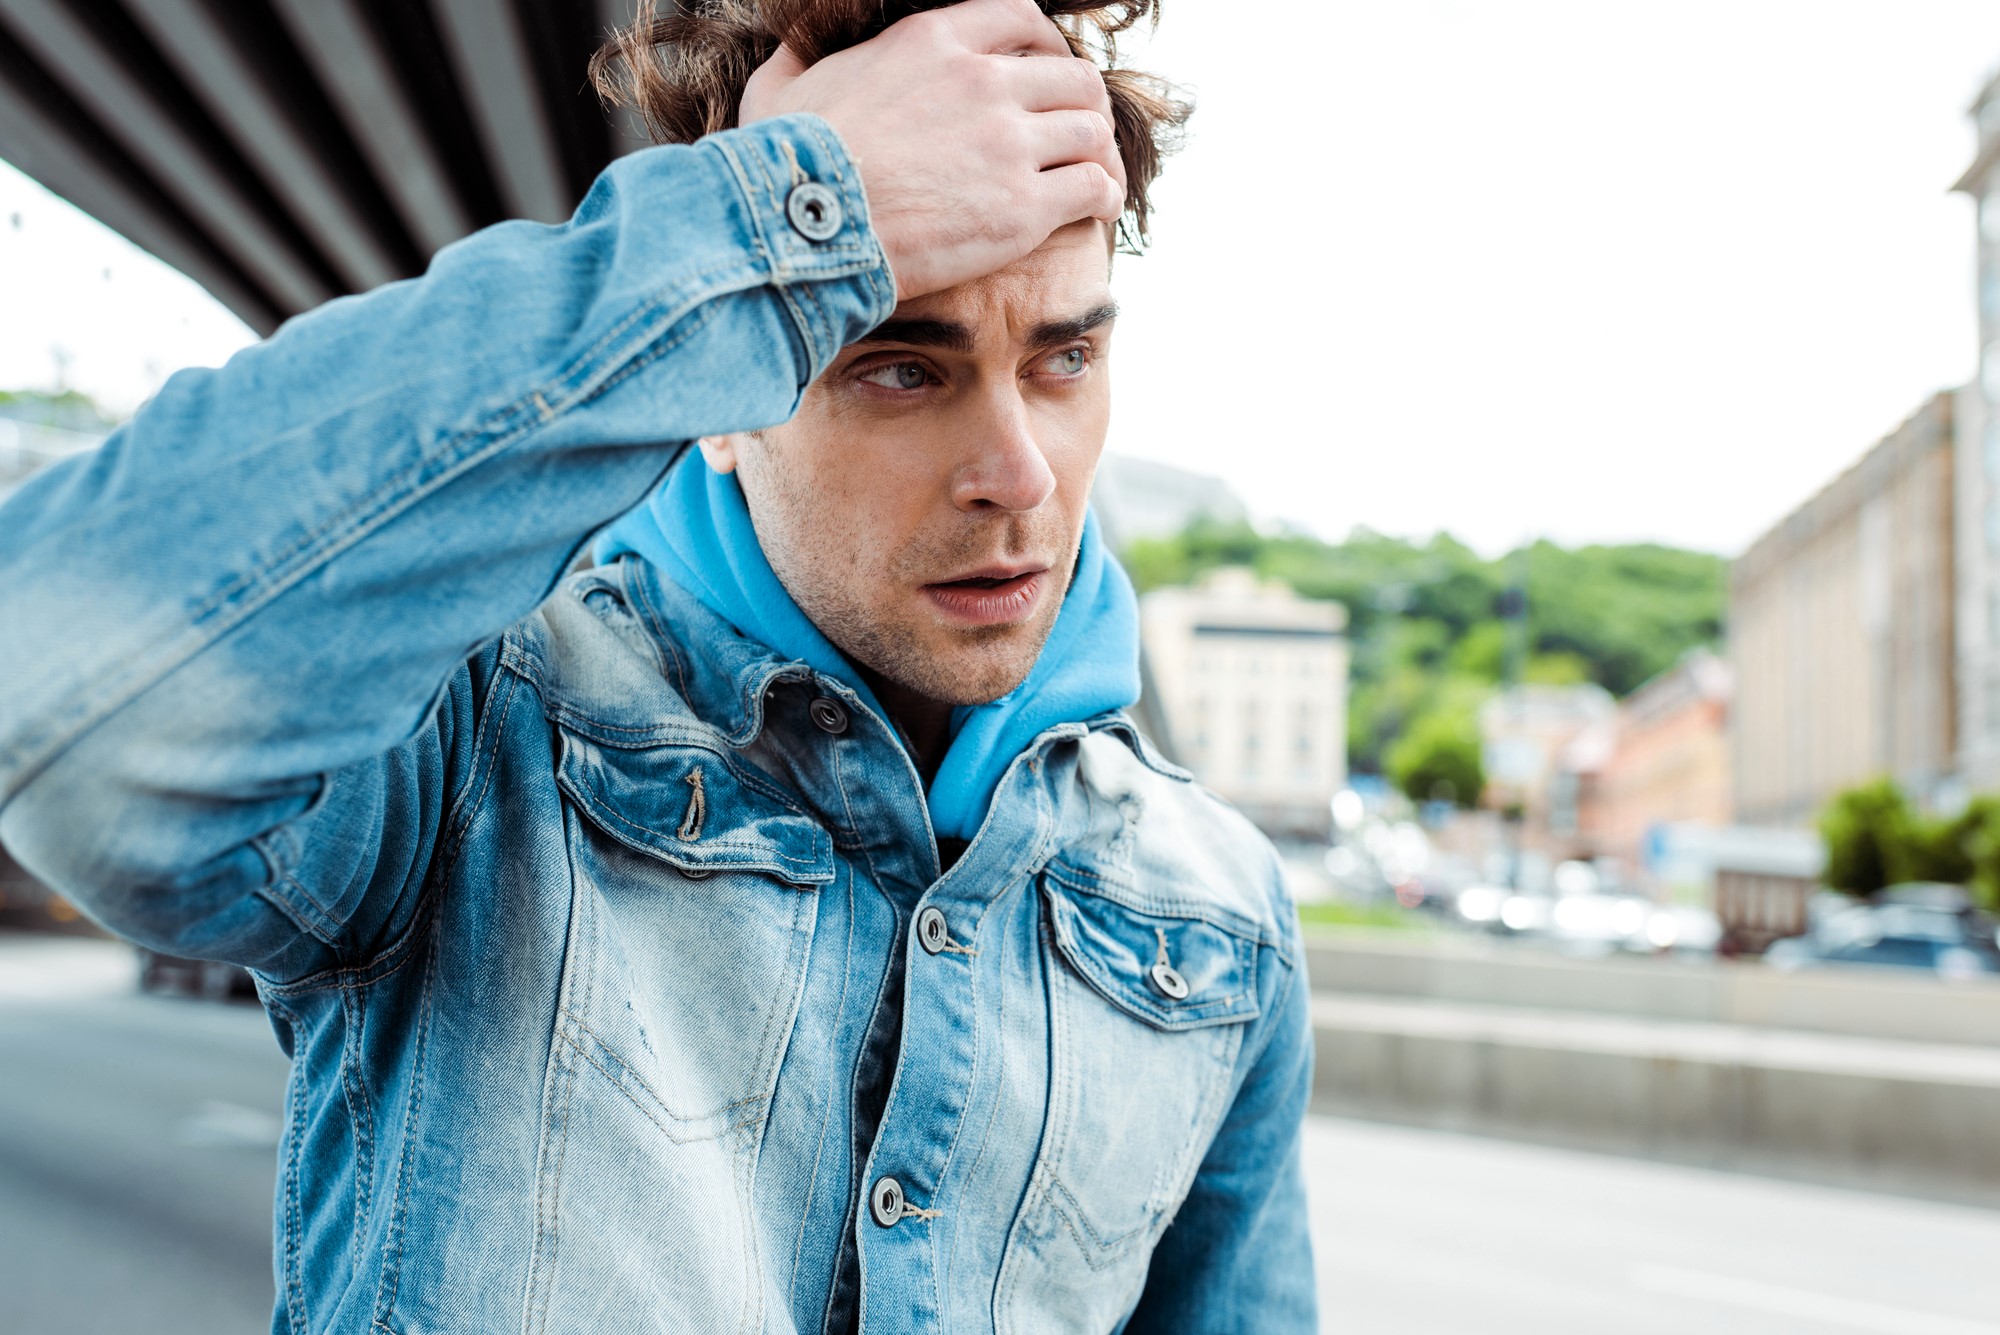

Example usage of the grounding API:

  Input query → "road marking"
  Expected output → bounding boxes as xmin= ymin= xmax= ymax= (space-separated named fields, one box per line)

xmin=173 ymin=1100 xmax=281 ymax=1149
xmin=1630 ymin=1263 xmax=2000 ymax=1335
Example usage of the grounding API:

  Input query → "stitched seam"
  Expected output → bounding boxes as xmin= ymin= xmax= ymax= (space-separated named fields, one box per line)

xmin=563 ymin=778 xmax=828 ymax=875
xmin=370 ymin=923 xmax=436 ymax=1328
xmin=556 ymin=1026 xmax=761 ymax=1145
xmin=560 ymin=1011 xmax=770 ymax=1119
xmin=270 ymin=995 xmax=309 ymax=1335
xmin=535 ymin=699 xmax=817 ymax=816
xmin=788 ymin=863 xmax=854 ymax=1316
xmin=439 ymin=644 xmax=526 ymax=852
xmin=623 ymin=554 xmax=692 ymax=696
xmin=524 ymin=843 xmax=594 ymax=1335
xmin=258 ymin=864 xmax=448 ymax=997
xmin=341 ymin=984 xmax=376 ymax=1276
xmin=733 ymin=855 xmax=820 ymax=1335
xmin=249 ymin=874 xmax=343 ymax=950
xmin=1041 ymin=861 xmax=1268 ymax=944
xmin=1041 ymin=888 xmax=1258 ymax=1029
xmin=946 ymin=877 xmax=1011 ymax=1311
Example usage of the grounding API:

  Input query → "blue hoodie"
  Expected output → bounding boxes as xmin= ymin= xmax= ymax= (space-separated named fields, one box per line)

xmin=594 ymin=453 xmax=1141 ymax=840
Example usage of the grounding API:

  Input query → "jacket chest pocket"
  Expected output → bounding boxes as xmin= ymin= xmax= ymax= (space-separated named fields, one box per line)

xmin=550 ymin=726 xmax=835 ymax=1138
xmin=523 ymin=729 xmax=837 ymax=1335
xmin=996 ymin=863 xmax=1261 ymax=1332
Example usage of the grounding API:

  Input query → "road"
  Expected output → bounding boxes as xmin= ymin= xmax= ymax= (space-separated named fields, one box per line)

xmin=3 ymin=934 xmax=1999 ymax=1334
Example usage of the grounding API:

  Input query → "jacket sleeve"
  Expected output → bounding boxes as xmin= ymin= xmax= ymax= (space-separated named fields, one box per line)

xmin=0 ymin=113 xmax=895 ymax=982
xmin=1122 ymin=930 xmax=1319 ymax=1334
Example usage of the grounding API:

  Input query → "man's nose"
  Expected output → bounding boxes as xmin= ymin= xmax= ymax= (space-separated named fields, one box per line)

xmin=949 ymin=388 xmax=1058 ymax=513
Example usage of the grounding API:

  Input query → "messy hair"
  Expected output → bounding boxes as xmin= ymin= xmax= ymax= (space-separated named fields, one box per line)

xmin=590 ymin=0 xmax=1192 ymax=250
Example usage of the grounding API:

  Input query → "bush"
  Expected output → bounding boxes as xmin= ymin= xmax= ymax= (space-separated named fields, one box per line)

xmin=1386 ymin=708 xmax=1485 ymax=809
xmin=1818 ymin=779 xmax=1910 ymax=895
xmin=1818 ymin=781 xmax=1994 ymax=904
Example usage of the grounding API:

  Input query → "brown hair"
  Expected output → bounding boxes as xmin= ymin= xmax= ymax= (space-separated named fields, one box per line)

xmin=590 ymin=0 xmax=1192 ymax=250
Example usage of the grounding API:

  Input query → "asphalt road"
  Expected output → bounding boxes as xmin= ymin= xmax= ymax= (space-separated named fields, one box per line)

xmin=4 ymin=933 xmax=1999 ymax=1334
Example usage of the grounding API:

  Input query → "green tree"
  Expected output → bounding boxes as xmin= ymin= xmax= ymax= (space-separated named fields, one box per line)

xmin=1819 ymin=779 xmax=1912 ymax=895
xmin=1385 ymin=706 xmax=1486 ymax=808
xmin=1119 ymin=518 xmax=1728 ymax=777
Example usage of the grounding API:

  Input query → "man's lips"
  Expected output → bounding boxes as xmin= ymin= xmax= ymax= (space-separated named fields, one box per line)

xmin=921 ymin=565 xmax=1051 ymax=626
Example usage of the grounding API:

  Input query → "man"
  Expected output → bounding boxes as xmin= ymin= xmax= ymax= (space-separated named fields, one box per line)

xmin=0 ymin=1 xmax=1315 ymax=1330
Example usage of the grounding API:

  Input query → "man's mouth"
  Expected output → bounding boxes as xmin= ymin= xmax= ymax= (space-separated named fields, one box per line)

xmin=922 ymin=565 xmax=1050 ymax=626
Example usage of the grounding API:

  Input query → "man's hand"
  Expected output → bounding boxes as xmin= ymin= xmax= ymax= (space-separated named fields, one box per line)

xmin=739 ymin=0 xmax=1126 ymax=301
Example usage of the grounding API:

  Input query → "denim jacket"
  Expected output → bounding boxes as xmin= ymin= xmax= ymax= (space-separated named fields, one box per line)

xmin=0 ymin=114 xmax=1315 ymax=1334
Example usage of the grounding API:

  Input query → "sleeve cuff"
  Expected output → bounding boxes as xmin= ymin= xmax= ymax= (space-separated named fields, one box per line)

xmin=707 ymin=113 xmax=898 ymax=372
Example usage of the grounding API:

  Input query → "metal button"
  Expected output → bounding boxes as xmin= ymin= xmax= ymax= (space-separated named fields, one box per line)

xmin=1149 ymin=961 xmax=1191 ymax=1000
xmin=869 ymin=1176 xmax=904 ymax=1228
xmin=680 ymin=865 xmax=710 ymax=881
xmin=786 ymin=182 xmax=843 ymax=242
xmin=916 ymin=907 xmax=949 ymax=956
xmin=809 ymin=696 xmax=849 ymax=734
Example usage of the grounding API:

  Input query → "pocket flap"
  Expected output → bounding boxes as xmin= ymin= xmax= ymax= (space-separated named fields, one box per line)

xmin=556 ymin=728 xmax=834 ymax=886
xmin=1040 ymin=866 xmax=1260 ymax=1031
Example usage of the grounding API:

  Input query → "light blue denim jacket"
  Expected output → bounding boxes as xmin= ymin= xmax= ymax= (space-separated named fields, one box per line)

xmin=0 ymin=114 xmax=1315 ymax=1334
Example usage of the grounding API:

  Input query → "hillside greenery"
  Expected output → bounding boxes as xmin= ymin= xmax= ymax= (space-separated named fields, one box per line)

xmin=1123 ymin=519 xmax=1729 ymax=802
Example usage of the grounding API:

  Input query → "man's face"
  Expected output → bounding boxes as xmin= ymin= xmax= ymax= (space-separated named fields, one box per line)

xmin=701 ymin=220 xmax=1114 ymax=706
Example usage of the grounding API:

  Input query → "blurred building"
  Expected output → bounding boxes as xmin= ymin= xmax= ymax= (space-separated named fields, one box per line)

xmin=1952 ymin=72 xmax=2000 ymax=790
xmin=1481 ymin=681 xmax=1615 ymax=854
xmin=1567 ymin=651 xmax=1734 ymax=884
xmin=1729 ymin=391 xmax=1958 ymax=826
xmin=1141 ymin=568 xmax=1348 ymax=838
xmin=1092 ymin=454 xmax=1249 ymax=543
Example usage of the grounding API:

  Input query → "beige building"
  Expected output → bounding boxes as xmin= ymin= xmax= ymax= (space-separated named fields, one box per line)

xmin=1952 ymin=72 xmax=2000 ymax=789
xmin=1140 ymin=568 xmax=1348 ymax=837
xmin=1729 ymin=392 xmax=1958 ymax=827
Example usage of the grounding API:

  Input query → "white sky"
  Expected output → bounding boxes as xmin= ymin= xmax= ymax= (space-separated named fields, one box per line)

xmin=6 ymin=0 xmax=2000 ymax=557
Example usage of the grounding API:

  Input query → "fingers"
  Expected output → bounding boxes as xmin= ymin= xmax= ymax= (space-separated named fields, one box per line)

xmin=1005 ymin=53 xmax=1113 ymax=115
xmin=935 ymin=0 xmax=1072 ymax=58
xmin=1035 ymin=160 xmax=1126 ymax=232
xmin=1024 ymin=109 xmax=1120 ymax=179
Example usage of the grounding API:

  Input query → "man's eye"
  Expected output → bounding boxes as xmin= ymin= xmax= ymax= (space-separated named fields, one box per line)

xmin=1042 ymin=348 xmax=1091 ymax=377
xmin=859 ymin=361 xmax=933 ymax=391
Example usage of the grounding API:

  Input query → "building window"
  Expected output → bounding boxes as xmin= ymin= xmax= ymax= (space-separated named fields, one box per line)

xmin=1985 ymin=268 xmax=2000 ymax=327
xmin=1987 ymin=501 xmax=2000 ymax=558
xmin=1987 ymin=421 xmax=2000 ymax=484
xmin=1986 ymin=340 xmax=2000 ymax=402
xmin=1984 ymin=190 xmax=2000 ymax=244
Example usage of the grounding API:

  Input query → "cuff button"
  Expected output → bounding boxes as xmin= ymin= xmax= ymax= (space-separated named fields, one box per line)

xmin=786 ymin=182 xmax=844 ymax=242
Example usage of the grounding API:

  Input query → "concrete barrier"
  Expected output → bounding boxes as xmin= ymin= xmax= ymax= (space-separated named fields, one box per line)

xmin=1303 ymin=930 xmax=2000 ymax=1047
xmin=1309 ymin=992 xmax=2000 ymax=1206
xmin=1303 ymin=931 xmax=2000 ymax=1204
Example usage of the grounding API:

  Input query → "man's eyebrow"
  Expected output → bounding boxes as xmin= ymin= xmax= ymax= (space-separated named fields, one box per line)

xmin=850 ymin=302 xmax=1121 ymax=356
xmin=852 ymin=318 xmax=976 ymax=354
xmin=1027 ymin=302 xmax=1120 ymax=349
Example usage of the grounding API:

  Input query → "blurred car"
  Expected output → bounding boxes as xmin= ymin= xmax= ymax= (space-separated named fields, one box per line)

xmin=135 ymin=947 xmax=257 ymax=1000
xmin=1763 ymin=895 xmax=2000 ymax=979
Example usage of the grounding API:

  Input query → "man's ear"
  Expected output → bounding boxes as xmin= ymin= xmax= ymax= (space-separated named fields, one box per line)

xmin=696 ymin=433 xmax=742 ymax=473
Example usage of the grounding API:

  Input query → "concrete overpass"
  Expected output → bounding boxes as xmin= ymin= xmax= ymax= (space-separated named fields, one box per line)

xmin=0 ymin=0 xmax=652 ymax=335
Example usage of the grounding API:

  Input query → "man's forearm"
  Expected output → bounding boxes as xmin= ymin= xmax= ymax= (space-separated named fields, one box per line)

xmin=0 ymin=113 xmax=891 ymax=909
